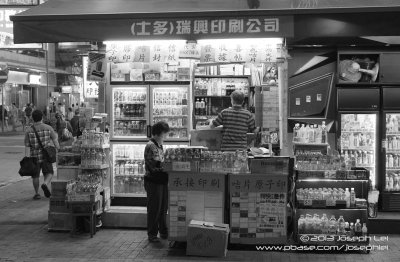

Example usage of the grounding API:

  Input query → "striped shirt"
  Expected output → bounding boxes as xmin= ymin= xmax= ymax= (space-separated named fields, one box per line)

xmin=212 ymin=106 xmax=255 ymax=151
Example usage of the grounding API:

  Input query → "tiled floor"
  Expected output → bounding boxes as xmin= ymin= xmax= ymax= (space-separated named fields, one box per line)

xmin=0 ymin=180 xmax=400 ymax=262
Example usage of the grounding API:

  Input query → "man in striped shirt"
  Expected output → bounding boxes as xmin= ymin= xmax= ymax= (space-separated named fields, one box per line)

xmin=210 ymin=90 xmax=257 ymax=151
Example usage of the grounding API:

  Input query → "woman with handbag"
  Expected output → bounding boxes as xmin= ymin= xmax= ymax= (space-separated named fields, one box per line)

xmin=55 ymin=112 xmax=73 ymax=142
xmin=24 ymin=110 xmax=59 ymax=200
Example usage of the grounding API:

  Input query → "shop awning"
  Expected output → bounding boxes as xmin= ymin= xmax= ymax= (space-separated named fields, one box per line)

xmin=11 ymin=0 xmax=400 ymax=44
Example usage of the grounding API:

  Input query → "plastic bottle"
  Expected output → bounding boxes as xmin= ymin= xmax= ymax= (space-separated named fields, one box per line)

xmin=293 ymin=123 xmax=300 ymax=142
xmin=321 ymin=121 xmax=327 ymax=144
xmin=345 ymin=222 xmax=350 ymax=237
xmin=321 ymin=214 xmax=329 ymax=234
xmin=350 ymin=188 xmax=356 ymax=208
xmin=355 ymin=219 xmax=362 ymax=237
xmin=195 ymin=99 xmax=200 ymax=115
xmin=312 ymin=214 xmax=321 ymax=234
xmin=350 ymin=222 xmax=355 ymax=237
xmin=345 ymin=188 xmax=351 ymax=208
xmin=389 ymin=175 xmax=394 ymax=191
xmin=305 ymin=214 xmax=312 ymax=234
xmin=337 ymin=216 xmax=345 ymax=235
xmin=308 ymin=125 xmax=315 ymax=143
xmin=298 ymin=215 xmax=305 ymax=234
xmin=389 ymin=154 xmax=394 ymax=168
xmin=362 ymin=223 xmax=368 ymax=237
xmin=329 ymin=215 xmax=337 ymax=235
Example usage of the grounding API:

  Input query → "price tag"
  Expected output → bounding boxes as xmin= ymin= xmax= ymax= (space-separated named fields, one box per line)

xmin=326 ymin=199 xmax=336 ymax=207
xmin=303 ymin=199 xmax=312 ymax=206
xmin=312 ymin=200 xmax=326 ymax=208
xmin=172 ymin=161 xmax=191 ymax=171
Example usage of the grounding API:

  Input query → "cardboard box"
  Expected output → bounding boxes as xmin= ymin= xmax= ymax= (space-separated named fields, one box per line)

xmin=48 ymin=212 xmax=71 ymax=231
xmin=186 ymin=220 xmax=229 ymax=257
xmin=57 ymin=167 xmax=80 ymax=181
xmin=51 ymin=180 xmax=70 ymax=197
xmin=49 ymin=196 xmax=69 ymax=213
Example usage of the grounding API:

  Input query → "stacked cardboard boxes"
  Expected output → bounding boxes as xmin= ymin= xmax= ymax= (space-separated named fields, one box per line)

xmin=48 ymin=180 xmax=71 ymax=231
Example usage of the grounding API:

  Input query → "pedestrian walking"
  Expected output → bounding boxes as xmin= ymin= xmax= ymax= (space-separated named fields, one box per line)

xmin=10 ymin=103 xmax=19 ymax=131
xmin=0 ymin=104 xmax=9 ymax=131
xmin=69 ymin=109 xmax=82 ymax=138
xmin=144 ymin=121 xmax=170 ymax=243
xmin=24 ymin=110 xmax=60 ymax=200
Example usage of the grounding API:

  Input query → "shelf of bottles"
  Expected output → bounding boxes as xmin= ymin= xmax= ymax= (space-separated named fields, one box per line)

xmin=112 ymin=87 xmax=148 ymax=138
xmin=340 ymin=114 xmax=376 ymax=186
xmin=193 ymin=76 xmax=249 ymax=128
xmin=152 ymin=87 xmax=189 ymax=139
xmin=296 ymin=210 xmax=369 ymax=244
xmin=80 ymin=130 xmax=111 ymax=170
xmin=385 ymin=114 xmax=400 ymax=192
xmin=112 ymin=144 xmax=146 ymax=196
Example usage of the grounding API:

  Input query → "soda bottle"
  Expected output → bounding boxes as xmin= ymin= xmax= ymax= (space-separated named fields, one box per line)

xmin=355 ymin=219 xmax=362 ymax=237
xmin=298 ymin=215 xmax=305 ymax=234
xmin=337 ymin=216 xmax=345 ymax=235
xmin=329 ymin=215 xmax=337 ymax=235
xmin=362 ymin=223 xmax=368 ymax=237
xmin=350 ymin=188 xmax=356 ymax=207
xmin=321 ymin=121 xmax=327 ymax=144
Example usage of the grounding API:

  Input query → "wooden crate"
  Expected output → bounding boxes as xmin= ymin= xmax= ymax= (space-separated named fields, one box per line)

xmin=49 ymin=196 xmax=69 ymax=213
xmin=48 ymin=212 xmax=71 ymax=231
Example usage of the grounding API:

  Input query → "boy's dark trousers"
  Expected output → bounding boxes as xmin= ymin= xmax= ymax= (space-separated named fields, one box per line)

xmin=144 ymin=180 xmax=168 ymax=238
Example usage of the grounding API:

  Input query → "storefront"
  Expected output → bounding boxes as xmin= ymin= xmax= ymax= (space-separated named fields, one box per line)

xmin=11 ymin=0 xmax=400 ymax=242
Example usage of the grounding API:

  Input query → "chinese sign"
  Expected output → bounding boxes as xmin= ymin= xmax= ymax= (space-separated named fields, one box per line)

xmin=83 ymin=56 xmax=99 ymax=98
xmin=0 ymin=8 xmax=41 ymax=48
xmin=230 ymin=174 xmax=287 ymax=242
xmin=230 ymin=174 xmax=288 ymax=193
xmin=169 ymin=172 xmax=225 ymax=191
xmin=169 ymin=172 xmax=225 ymax=241
xmin=106 ymin=41 xmax=281 ymax=64
xmin=130 ymin=16 xmax=293 ymax=38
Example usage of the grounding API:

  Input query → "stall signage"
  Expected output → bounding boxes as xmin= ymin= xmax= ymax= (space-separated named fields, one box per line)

xmin=0 ymin=0 xmax=38 ymax=5
xmin=83 ymin=56 xmax=99 ymax=98
xmin=169 ymin=172 xmax=225 ymax=191
xmin=131 ymin=16 xmax=293 ymax=38
xmin=179 ymin=43 xmax=201 ymax=59
xmin=230 ymin=174 xmax=287 ymax=193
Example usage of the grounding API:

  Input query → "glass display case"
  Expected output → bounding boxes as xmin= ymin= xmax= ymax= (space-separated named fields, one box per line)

xmin=111 ymin=143 xmax=146 ymax=196
xmin=150 ymin=85 xmax=190 ymax=140
xmin=111 ymin=86 xmax=149 ymax=139
xmin=384 ymin=113 xmax=400 ymax=192
xmin=340 ymin=113 xmax=377 ymax=186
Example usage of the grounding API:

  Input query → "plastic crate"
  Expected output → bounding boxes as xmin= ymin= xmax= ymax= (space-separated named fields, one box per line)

xmin=49 ymin=196 xmax=69 ymax=213
xmin=48 ymin=212 xmax=71 ymax=231
xmin=51 ymin=180 xmax=70 ymax=197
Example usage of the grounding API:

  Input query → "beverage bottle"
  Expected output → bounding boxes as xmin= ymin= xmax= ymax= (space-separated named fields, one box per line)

xmin=297 ymin=215 xmax=306 ymax=234
xmin=345 ymin=188 xmax=350 ymax=208
xmin=389 ymin=154 xmax=394 ymax=168
xmin=389 ymin=175 xmax=394 ymax=191
xmin=350 ymin=188 xmax=356 ymax=207
xmin=349 ymin=132 xmax=354 ymax=148
xmin=293 ymin=123 xmax=299 ymax=142
xmin=96 ymin=149 xmax=102 ymax=166
xmin=133 ymin=161 xmax=139 ymax=175
xmin=299 ymin=124 xmax=305 ymax=143
xmin=308 ymin=125 xmax=315 ymax=143
xmin=345 ymin=222 xmax=350 ymax=237
xmin=394 ymin=137 xmax=398 ymax=150
xmin=321 ymin=214 xmax=329 ymax=234
xmin=312 ymin=214 xmax=321 ymax=234
xmin=315 ymin=125 xmax=322 ymax=143
xmin=362 ymin=223 xmax=368 ymax=237
xmin=321 ymin=121 xmax=327 ymax=144
xmin=329 ymin=215 xmax=337 ymax=235
xmin=194 ymin=79 xmax=200 ymax=95
xmin=304 ymin=125 xmax=310 ymax=143
xmin=305 ymin=214 xmax=312 ymax=234
xmin=350 ymin=222 xmax=355 ymax=237
xmin=337 ymin=216 xmax=345 ymax=235
xmin=355 ymin=219 xmax=362 ymax=237
xmin=195 ymin=99 xmax=200 ymax=115
xmin=200 ymin=99 xmax=205 ymax=116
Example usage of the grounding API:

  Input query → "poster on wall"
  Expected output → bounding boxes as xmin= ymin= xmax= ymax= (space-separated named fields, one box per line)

xmin=87 ymin=52 xmax=106 ymax=81
xmin=262 ymin=62 xmax=278 ymax=85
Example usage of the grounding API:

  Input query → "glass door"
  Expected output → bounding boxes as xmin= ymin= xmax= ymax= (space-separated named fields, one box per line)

xmin=384 ymin=113 xmax=400 ymax=192
xmin=150 ymin=85 xmax=190 ymax=141
xmin=111 ymin=86 xmax=149 ymax=139
xmin=111 ymin=142 xmax=146 ymax=197
xmin=340 ymin=113 xmax=377 ymax=186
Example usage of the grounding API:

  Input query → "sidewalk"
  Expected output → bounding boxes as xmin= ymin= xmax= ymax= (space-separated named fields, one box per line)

xmin=1 ymin=180 xmax=400 ymax=262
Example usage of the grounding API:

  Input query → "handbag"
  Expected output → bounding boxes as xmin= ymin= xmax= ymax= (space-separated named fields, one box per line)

xmin=19 ymin=156 xmax=39 ymax=177
xmin=61 ymin=127 xmax=73 ymax=141
xmin=32 ymin=125 xmax=57 ymax=163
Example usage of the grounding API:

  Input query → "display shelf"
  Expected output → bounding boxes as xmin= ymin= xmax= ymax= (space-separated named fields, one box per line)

xmin=297 ymin=178 xmax=369 ymax=182
xmin=111 ymin=193 xmax=146 ymax=197
xmin=81 ymin=144 xmax=110 ymax=149
xmin=341 ymin=147 xmax=374 ymax=151
xmin=386 ymin=149 xmax=400 ymax=153
xmin=384 ymin=190 xmax=400 ymax=193
xmin=114 ymin=117 xmax=146 ymax=121
xmin=194 ymin=95 xmax=233 ymax=98
xmin=56 ymin=165 xmax=80 ymax=169
xmin=386 ymin=133 xmax=400 ymax=136
xmin=194 ymin=75 xmax=250 ymax=78
xmin=114 ymin=158 xmax=144 ymax=161
xmin=386 ymin=168 xmax=400 ymax=170
xmin=80 ymin=164 xmax=110 ymax=170
xmin=293 ymin=142 xmax=329 ymax=147
xmin=153 ymin=115 xmax=188 ymax=118
xmin=341 ymin=130 xmax=375 ymax=133
xmin=114 ymin=101 xmax=147 ymax=105
xmin=111 ymin=81 xmax=190 ymax=85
